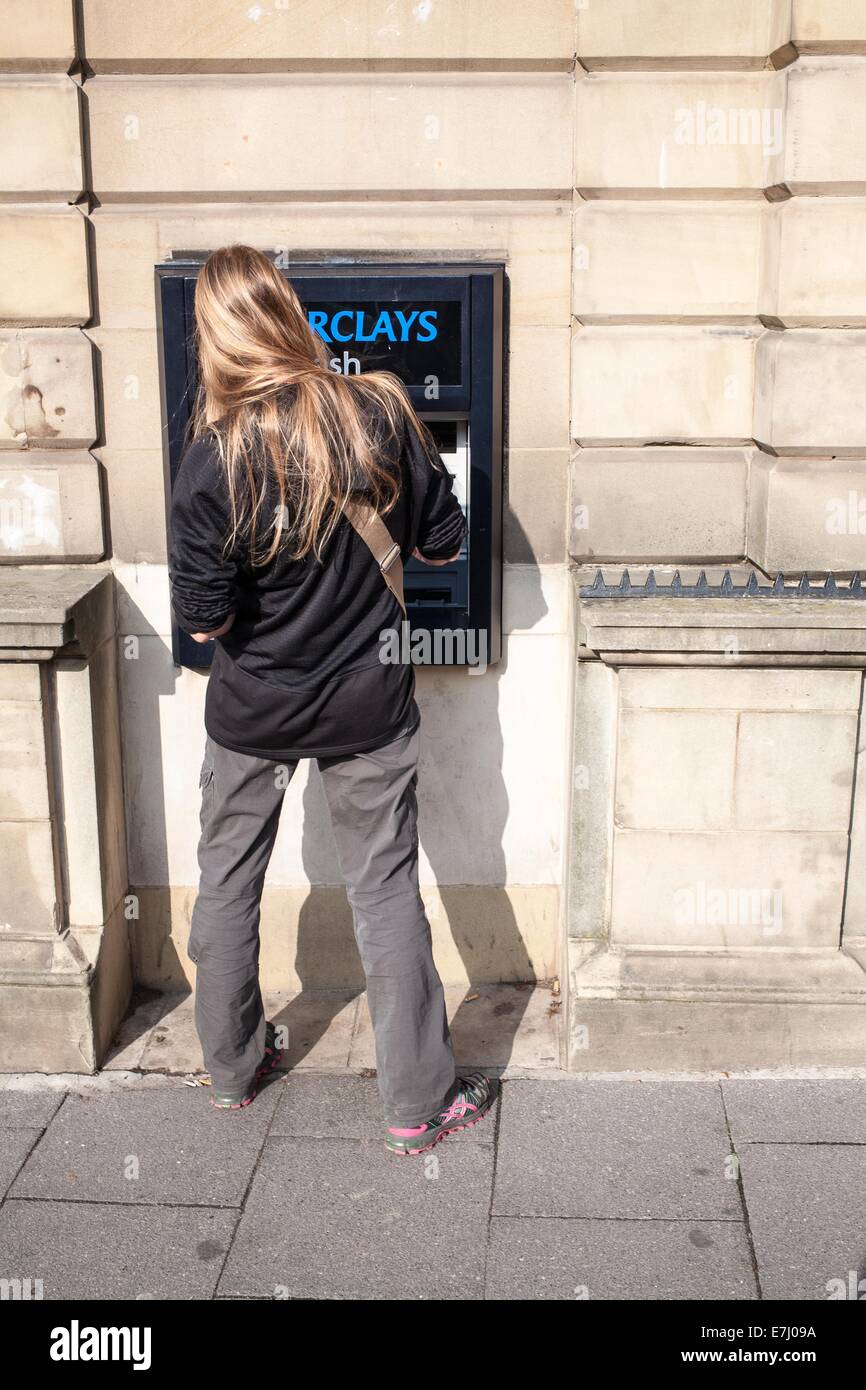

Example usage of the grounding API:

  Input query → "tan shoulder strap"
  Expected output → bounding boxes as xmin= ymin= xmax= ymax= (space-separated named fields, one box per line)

xmin=342 ymin=498 xmax=407 ymax=618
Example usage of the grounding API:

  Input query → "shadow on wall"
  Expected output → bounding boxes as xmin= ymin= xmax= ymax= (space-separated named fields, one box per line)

xmin=117 ymin=506 xmax=548 ymax=1071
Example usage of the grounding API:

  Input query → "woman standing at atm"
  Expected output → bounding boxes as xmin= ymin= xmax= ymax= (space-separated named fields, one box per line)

xmin=168 ymin=245 xmax=496 ymax=1154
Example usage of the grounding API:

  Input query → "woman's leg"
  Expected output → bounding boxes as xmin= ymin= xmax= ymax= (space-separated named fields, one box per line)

xmin=189 ymin=735 xmax=297 ymax=1097
xmin=317 ymin=719 xmax=457 ymax=1127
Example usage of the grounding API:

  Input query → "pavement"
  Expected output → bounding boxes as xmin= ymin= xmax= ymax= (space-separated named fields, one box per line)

xmin=1 ymin=987 xmax=865 ymax=1301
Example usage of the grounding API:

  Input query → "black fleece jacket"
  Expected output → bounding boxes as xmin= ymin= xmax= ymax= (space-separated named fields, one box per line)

xmin=168 ymin=396 xmax=466 ymax=759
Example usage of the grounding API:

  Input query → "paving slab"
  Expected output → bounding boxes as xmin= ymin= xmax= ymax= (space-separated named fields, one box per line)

xmin=723 ymin=1078 xmax=866 ymax=1144
xmin=493 ymin=1078 xmax=742 ymax=1220
xmin=137 ymin=990 xmax=360 ymax=1074
xmin=9 ymin=1084 xmax=281 ymax=1207
xmin=265 ymin=989 xmax=360 ymax=1070
xmin=219 ymin=1134 xmax=493 ymax=1300
xmin=444 ymin=984 xmax=562 ymax=1070
xmin=739 ymin=1144 xmax=866 ymax=1301
xmin=136 ymin=992 xmax=203 ymax=1074
xmin=270 ymin=1072 xmax=497 ymax=1144
xmin=0 ymin=1089 xmax=65 ymax=1130
xmin=0 ymin=1127 xmax=42 ymax=1200
xmin=0 ymin=1199 xmax=237 ymax=1300
xmin=102 ymin=989 xmax=171 ymax=1070
xmin=486 ymin=1217 xmax=757 ymax=1300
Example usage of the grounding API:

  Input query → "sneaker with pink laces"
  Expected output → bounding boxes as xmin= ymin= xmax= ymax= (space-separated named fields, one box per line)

xmin=384 ymin=1072 xmax=498 ymax=1155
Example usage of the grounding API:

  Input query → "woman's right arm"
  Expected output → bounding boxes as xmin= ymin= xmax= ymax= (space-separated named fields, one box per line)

xmin=401 ymin=413 xmax=467 ymax=565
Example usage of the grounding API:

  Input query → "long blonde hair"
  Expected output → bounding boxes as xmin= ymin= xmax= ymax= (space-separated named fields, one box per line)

xmin=189 ymin=245 xmax=432 ymax=564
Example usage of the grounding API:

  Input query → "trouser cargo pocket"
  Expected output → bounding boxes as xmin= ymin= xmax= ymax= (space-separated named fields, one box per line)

xmin=198 ymin=750 xmax=215 ymax=835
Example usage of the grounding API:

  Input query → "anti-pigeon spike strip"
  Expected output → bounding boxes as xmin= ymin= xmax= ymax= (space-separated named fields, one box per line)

xmin=579 ymin=570 xmax=866 ymax=600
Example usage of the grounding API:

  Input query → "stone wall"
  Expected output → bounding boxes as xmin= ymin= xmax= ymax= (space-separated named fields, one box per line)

xmin=2 ymin=2 xmax=866 ymax=1066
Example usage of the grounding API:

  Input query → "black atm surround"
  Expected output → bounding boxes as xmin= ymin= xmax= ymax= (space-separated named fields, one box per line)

xmin=155 ymin=258 xmax=505 ymax=670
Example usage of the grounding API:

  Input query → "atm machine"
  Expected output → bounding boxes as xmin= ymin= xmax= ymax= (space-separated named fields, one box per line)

xmin=156 ymin=260 xmax=504 ymax=668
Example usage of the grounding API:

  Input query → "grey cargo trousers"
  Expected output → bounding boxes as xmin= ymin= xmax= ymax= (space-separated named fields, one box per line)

xmin=188 ymin=705 xmax=457 ymax=1125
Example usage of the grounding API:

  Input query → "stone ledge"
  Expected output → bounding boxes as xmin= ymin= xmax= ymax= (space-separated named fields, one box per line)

xmin=566 ymin=940 xmax=866 ymax=1070
xmin=0 ymin=930 xmax=93 ymax=985
xmin=0 ymin=566 xmax=113 ymax=656
xmin=570 ymin=941 xmax=866 ymax=1004
xmin=578 ymin=593 xmax=866 ymax=664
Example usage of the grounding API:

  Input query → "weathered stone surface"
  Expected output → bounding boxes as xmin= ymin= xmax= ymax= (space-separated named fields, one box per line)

xmin=732 ymin=707 xmax=860 ymax=832
xmin=793 ymin=2 xmax=866 ymax=52
xmin=55 ymin=642 xmax=128 ymax=928
xmin=573 ymin=202 xmax=766 ymax=321
xmin=567 ymin=938 xmax=866 ymax=1068
xmin=610 ymin=829 xmax=846 ymax=949
xmin=0 ymin=662 xmax=40 ymax=701
xmin=86 ymin=75 xmax=572 ymax=197
xmin=0 ymin=454 xmax=104 ymax=562
xmin=0 ymin=690 xmax=48 ymax=819
xmin=615 ymin=669 xmax=858 ymax=837
xmin=0 ymin=76 xmax=82 ymax=198
xmin=509 ymin=326 xmax=571 ymax=449
xmin=567 ymin=993 xmax=866 ymax=1069
xmin=90 ymin=202 xmax=572 ymax=332
xmin=0 ymin=820 xmax=58 ymax=932
xmin=567 ymin=657 xmax=617 ymax=941
xmin=785 ymin=58 xmax=866 ymax=192
xmin=0 ymin=567 xmax=113 ymax=654
xmin=96 ymin=449 xmax=168 ymax=563
xmin=0 ymin=208 xmax=89 ymax=324
xmin=575 ymin=72 xmax=787 ymax=193
xmin=578 ymin=0 xmax=791 ymax=66
xmin=618 ymin=666 xmax=861 ymax=713
xmin=572 ymin=328 xmax=757 ymax=444
xmin=749 ymin=456 xmax=866 ymax=573
xmin=616 ymin=708 xmax=739 ymax=831
xmin=505 ymin=450 xmax=568 ymax=563
xmin=755 ymin=330 xmax=866 ymax=453
xmin=570 ymin=447 xmax=748 ymax=559
xmin=502 ymin=564 xmax=568 ymax=636
xmin=580 ymin=595 xmax=866 ymax=661
xmin=571 ymin=938 xmax=866 ymax=1003
xmin=0 ymin=330 xmax=96 ymax=449
xmin=0 ymin=1 xmax=76 ymax=70
xmin=844 ymin=679 xmax=866 ymax=941
xmin=83 ymin=0 xmax=576 ymax=66
xmin=85 ymin=327 xmax=162 ymax=451
xmin=775 ymin=199 xmax=866 ymax=325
